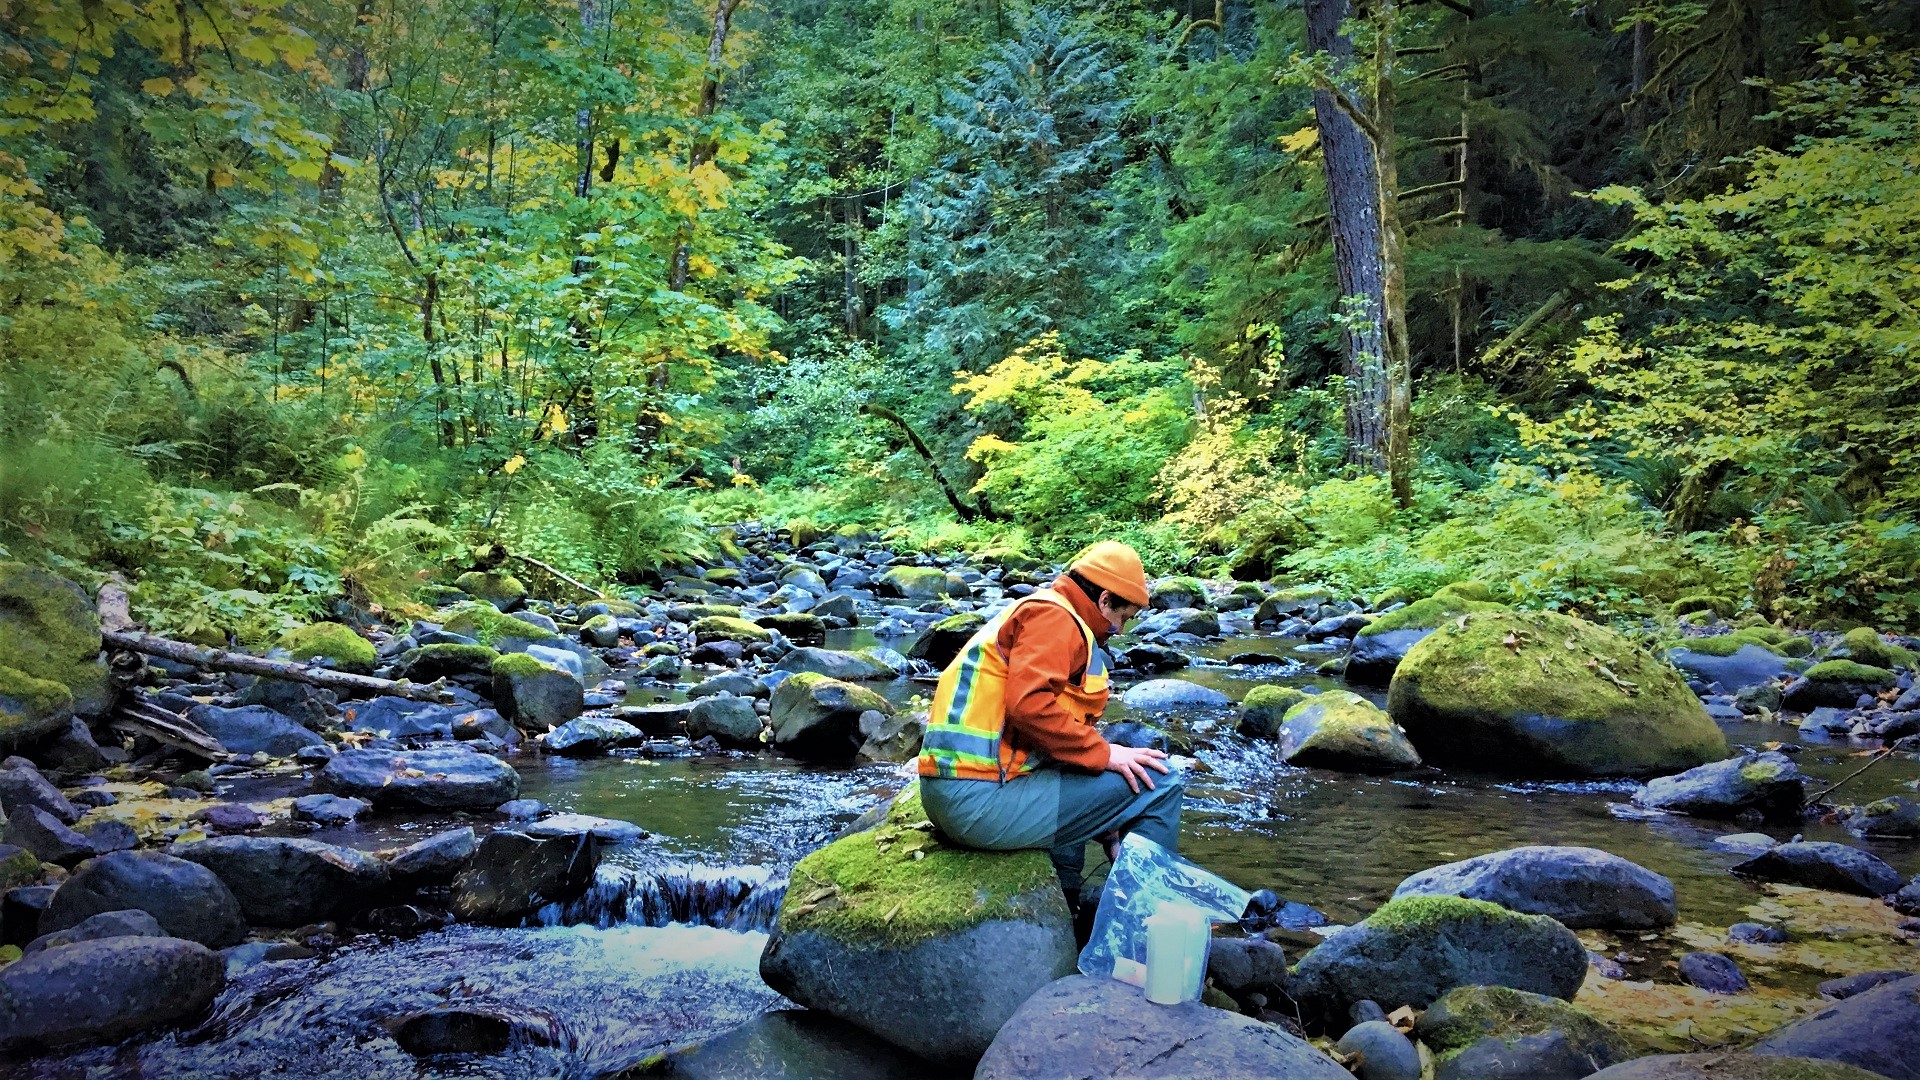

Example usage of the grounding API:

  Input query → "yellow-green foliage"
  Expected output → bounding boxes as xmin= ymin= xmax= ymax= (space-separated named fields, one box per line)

xmin=442 ymin=602 xmax=558 ymax=645
xmin=275 ymin=622 xmax=376 ymax=674
xmin=691 ymin=615 xmax=772 ymax=644
xmin=777 ymin=786 xmax=1064 ymax=947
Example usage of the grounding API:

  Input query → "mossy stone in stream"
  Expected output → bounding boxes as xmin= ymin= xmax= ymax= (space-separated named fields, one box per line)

xmin=0 ymin=664 xmax=74 ymax=746
xmin=1386 ymin=609 xmax=1727 ymax=777
xmin=1782 ymin=660 xmax=1897 ymax=711
xmin=442 ymin=602 xmax=559 ymax=646
xmin=756 ymin=612 xmax=825 ymax=647
xmin=759 ymin=785 xmax=1076 ymax=1065
xmin=391 ymin=643 xmax=500 ymax=682
xmin=1829 ymin=627 xmax=1914 ymax=671
xmin=489 ymin=652 xmax=583 ymax=728
xmin=1359 ymin=595 xmax=1508 ymax=637
xmin=1237 ymin=685 xmax=1309 ymax=739
xmin=1679 ymin=631 xmax=1784 ymax=658
xmin=1278 ymin=691 xmax=1422 ymax=772
xmin=452 ymin=571 xmax=528 ymax=611
xmin=1670 ymin=594 xmax=1736 ymax=618
xmin=0 ymin=562 xmax=111 ymax=731
xmin=877 ymin=565 xmax=965 ymax=602
xmin=906 ymin=612 xmax=987 ymax=670
xmin=274 ymin=623 xmax=376 ymax=674
xmin=1586 ymin=1055 xmax=1886 ymax=1080
xmin=1434 ymin=580 xmax=1495 ymax=604
xmin=769 ymin=672 xmax=893 ymax=760
xmin=1149 ymin=576 xmax=1210 ymax=610
xmin=1347 ymin=593 xmax=1507 ymax=685
xmin=668 ymin=603 xmax=742 ymax=622
xmin=690 ymin=616 xmax=773 ymax=645
xmin=1415 ymin=985 xmax=1631 ymax=1078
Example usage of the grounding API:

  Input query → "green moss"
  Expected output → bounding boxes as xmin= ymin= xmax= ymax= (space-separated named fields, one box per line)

xmin=928 ymin=612 xmax=987 ymax=634
xmin=1802 ymin=659 xmax=1896 ymax=685
xmin=1675 ymin=627 xmax=1790 ymax=657
xmin=275 ymin=622 xmax=376 ymax=674
xmin=702 ymin=567 xmax=747 ymax=585
xmin=1418 ymin=985 xmax=1621 ymax=1062
xmin=1740 ymin=759 xmax=1788 ymax=783
xmin=669 ymin=603 xmax=743 ymax=622
xmin=582 ymin=613 xmax=619 ymax=632
xmin=442 ymin=601 xmax=559 ymax=645
xmin=977 ymin=546 xmax=1040 ymax=572
xmin=691 ymin=615 xmax=773 ymax=644
xmin=1778 ymin=636 xmax=1815 ymax=658
xmin=1151 ymin=576 xmax=1210 ymax=602
xmin=1434 ymin=581 xmax=1495 ymax=604
xmin=1369 ymin=586 xmax=1414 ymax=610
xmin=1244 ymin=685 xmax=1308 ymax=714
xmin=453 ymin=570 xmax=528 ymax=607
xmin=786 ymin=519 xmax=823 ymax=548
xmin=777 ymin=784 xmax=1065 ymax=947
xmin=1359 ymin=595 xmax=1505 ymax=637
xmin=1269 ymin=585 xmax=1336 ymax=604
xmin=1670 ymin=593 xmax=1735 ymax=618
xmin=491 ymin=650 xmax=560 ymax=678
xmin=0 ymin=662 xmax=74 ymax=742
xmin=0 ymin=562 xmax=110 ymax=719
xmin=0 ymin=844 xmax=45 ymax=890
xmin=392 ymin=643 xmax=500 ymax=680
xmin=1363 ymin=894 xmax=1526 ymax=935
xmin=1834 ymin=627 xmax=1915 ymax=671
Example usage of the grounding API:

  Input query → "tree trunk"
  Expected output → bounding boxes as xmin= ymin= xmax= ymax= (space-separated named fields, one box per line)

xmin=1370 ymin=0 xmax=1414 ymax=508
xmin=843 ymin=195 xmax=863 ymax=337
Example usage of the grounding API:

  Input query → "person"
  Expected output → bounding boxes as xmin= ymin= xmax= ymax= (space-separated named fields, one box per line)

xmin=916 ymin=540 xmax=1182 ymax=906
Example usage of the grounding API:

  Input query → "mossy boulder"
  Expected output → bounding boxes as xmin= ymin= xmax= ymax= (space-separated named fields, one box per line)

xmin=1387 ymin=610 xmax=1727 ymax=777
xmin=1256 ymin=585 xmax=1337 ymax=623
xmin=1670 ymin=593 xmax=1736 ymax=619
xmin=1747 ymin=973 xmax=1920 ymax=1079
xmin=1370 ymin=585 xmax=1415 ymax=610
xmin=489 ymin=652 xmax=584 ymax=729
xmin=975 ymin=547 xmax=1041 ymax=573
xmin=1828 ymin=627 xmax=1915 ymax=672
xmin=579 ymin=613 xmax=621 ymax=647
xmin=390 ymin=643 xmax=501 ymax=682
xmin=769 ymin=672 xmax=894 ymax=761
xmin=1149 ymin=576 xmax=1210 ymax=611
xmin=1782 ymin=660 xmax=1897 ymax=712
xmin=785 ymin=519 xmax=823 ymax=549
xmin=759 ymin=786 xmax=1077 ymax=1065
xmin=452 ymin=570 xmax=528 ymax=611
xmin=1435 ymin=581 xmax=1495 ymax=603
xmin=1278 ymin=691 xmax=1422 ymax=772
xmin=877 ymin=565 xmax=967 ymax=602
xmin=774 ymin=647 xmax=900 ymax=680
xmin=701 ymin=567 xmax=747 ymax=587
xmin=1392 ymin=846 xmax=1676 ymax=930
xmin=668 ymin=603 xmax=743 ymax=623
xmin=906 ymin=612 xmax=987 ymax=670
xmin=441 ymin=602 xmax=559 ymax=647
xmin=756 ymin=612 xmax=826 ymax=647
xmin=1236 ymin=685 xmax=1310 ymax=739
xmin=1415 ymin=985 xmax=1631 ymax=1080
xmin=1630 ymin=751 xmax=1807 ymax=822
xmin=690 ymin=615 xmax=773 ymax=646
xmin=274 ymin=623 xmax=376 ymax=675
xmin=1667 ymin=634 xmax=1796 ymax=693
xmin=0 ymin=563 xmax=111 ymax=737
xmin=1841 ymin=795 xmax=1920 ymax=840
xmin=1586 ymin=1054 xmax=1886 ymax=1080
xmin=1288 ymin=895 xmax=1588 ymax=1023
xmin=1347 ymin=594 xmax=1508 ymax=685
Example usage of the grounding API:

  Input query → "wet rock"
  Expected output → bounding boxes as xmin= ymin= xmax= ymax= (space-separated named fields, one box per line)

xmin=875 ymin=566 xmax=966 ymax=602
xmin=0 ymin=936 xmax=224 ymax=1048
xmin=1782 ymin=661 xmax=1898 ymax=712
xmin=81 ymin=820 xmax=136 ymax=857
xmin=769 ymin=673 xmax=894 ymax=762
xmin=522 ymin=812 xmax=645 ymax=844
xmin=1121 ymin=679 xmax=1231 ymax=712
xmin=855 ymin=709 xmax=926 ymax=764
xmin=1841 ymin=795 xmax=1920 ymax=839
xmin=1667 ymin=643 xmax=1795 ymax=692
xmin=183 ymin=704 xmax=327 ymax=758
xmin=1123 ymin=644 xmax=1190 ymax=674
xmin=657 ymin=1009 xmax=929 ymax=1080
xmin=1308 ymin=612 xmax=1373 ymax=641
xmin=1630 ymin=752 xmax=1807 ymax=822
xmin=687 ymin=696 xmax=764 ymax=749
xmin=1714 ymin=833 xmax=1780 ymax=855
xmin=1205 ymin=935 xmax=1290 ymax=996
xmin=275 ymin=623 xmax=376 ymax=675
xmin=975 ymin=974 xmax=1349 ymax=1080
xmin=1236 ymin=685 xmax=1309 ymax=739
xmin=452 ymin=570 xmax=526 ymax=612
xmin=290 ymin=793 xmax=370 ymax=826
xmin=1392 ymin=846 xmax=1676 ymax=930
xmin=757 ymin=612 xmax=826 ymax=647
xmin=612 ymin=701 xmax=699 ymax=736
xmin=0 ymin=563 xmax=113 ymax=737
xmin=1149 ymin=607 xmax=1220 ymax=638
xmin=541 ymin=715 xmax=645 ymax=756
xmin=496 ymin=798 xmax=545 ymax=819
xmin=192 ymin=802 xmax=265 ymax=834
xmin=451 ymin=828 xmax=604 ymax=924
xmin=1894 ymin=877 xmax=1920 ymax=917
xmin=1336 ymin=1020 xmax=1421 ymax=1080
xmin=1730 ymin=841 xmax=1904 ymax=897
xmin=23 ymin=907 xmax=164 ymax=955
xmin=66 ymin=787 xmax=114 ymax=810
xmin=42 ymin=850 xmax=247 ymax=948
xmin=1587 ymin=1054 xmax=1885 ymax=1079
xmin=387 ymin=644 xmax=500 ymax=682
xmin=1750 ymin=973 xmax=1920 ymax=1078
xmin=688 ymin=672 xmax=767 ymax=699
xmin=173 ymin=836 xmax=389 ymax=926
xmin=1387 ymin=609 xmax=1727 ymax=777
xmin=4 ymin=805 xmax=93 ymax=866
xmin=1288 ymin=895 xmax=1587 ymax=1022
xmin=1817 ymin=970 xmax=1914 ymax=1000
xmin=490 ymin=652 xmax=584 ymax=728
xmin=386 ymin=827 xmax=476 ymax=883
xmin=34 ymin=716 xmax=108 ymax=773
xmin=1729 ymin=922 xmax=1790 ymax=944
xmin=1799 ymin=707 xmax=1856 ymax=736
xmin=1278 ymin=691 xmax=1422 ymax=772
xmin=0 ymin=765 xmax=80 ymax=824
xmin=1149 ymin=577 xmax=1209 ymax=610
xmin=391 ymin=1005 xmax=551 ymax=1057
xmin=579 ymin=614 xmax=621 ymax=648
xmin=760 ymin=788 xmax=1078 ymax=1067
xmin=774 ymin=647 xmax=900 ymax=680
xmin=317 ymin=745 xmax=520 ymax=810
xmin=1100 ymin=721 xmax=1176 ymax=753
xmin=906 ymin=613 xmax=987 ymax=670
xmin=2 ymin=883 xmax=55 ymax=944
xmin=1415 ymin=984 xmax=1630 ymax=1080
xmin=1679 ymin=951 xmax=1749 ymax=993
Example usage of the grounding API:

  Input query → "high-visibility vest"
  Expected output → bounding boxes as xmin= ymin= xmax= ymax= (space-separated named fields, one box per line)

xmin=917 ymin=589 xmax=1110 ymax=782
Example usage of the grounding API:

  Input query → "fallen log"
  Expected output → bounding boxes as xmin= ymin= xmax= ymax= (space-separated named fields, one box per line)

xmin=100 ymin=629 xmax=455 ymax=704
xmin=108 ymin=697 xmax=229 ymax=761
xmin=505 ymin=551 xmax=606 ymax=600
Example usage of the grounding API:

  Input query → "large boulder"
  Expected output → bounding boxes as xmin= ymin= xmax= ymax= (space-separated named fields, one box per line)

xmin=907 ymin=612 xmax=987 ymax=670
xmin=1278 ymin=691 xmax=1422 ymax=772
xmin=1631 ymin=752 xmax=1808 ymax=822
xmin=1386 ymin=610 xmax=1727 ymax=777
xmin=274 ymin=623 xmax=376 ymax=675
xmin=876 ymin=566 xmax=966 ymax=602
xmin=0 ymin=562 xmax=111 ymax=742
xmin=1782 ymin=661 xmax=1898 ymax=712
xmin=1415 ymin=984 xmax=1631 ymax=1080
xmin=0 ymin=936 xmax=224 ymax=1048
xmin=1750 ymin=973 xmax=1920 ymax=1079
xmin=1288 ymin=895 xmax=1587 ymax=1022
xmin=388 ymin=643 xmax=501 ymax=682
xmin=451 ymin=828 xmax=604 ymax=924
xmin=1346 ymin=595 xmax=1506 ymax=685
xmin=687 ymin=696 xmax=764 ymax=749
xmin=22 ymin=907 xmax=164 ymax=955
xmin=440 ymin=601 xmax=558 ymax=647
xmin=759 ymin=787 xmax=1076 ymax=1066
xmin=769 ymin=673 xmax=894 ymax=762
xmin=689 ymin=616 xmax=772 ymax=646
xmin=452 ymin=570 xmax=527 ymax=611
xmin=317 ymin=745 xmax=520 ymax=810
xmin=1842 ymin=795 xmax=1920 ymax=840
xmin=1392 ymin=846 xmax=1676 ymax=930
xmin=1667 ymin=640 xmax=1795 ymax=692
xmin=1730 ymin=842 xmax=1905 ymax=897
xmin=974 ymin=974 xmax=1350 ymax=1080
xmin=1123 ymin=679 xmax=1231 ymax=712
xmin=490 ymin=652 xmax=584 ymax=728
xmin=184 ymin=704 xmax=326 ymax=758
xmin=171 ymin=836 xmax=389 ymax=926
xmin=4 ymin=805 xmax=93 ymax=866
xmin=42 ymin=850 xmax=247 ymax=948
xmin=774 ymin=647 xmax=900 ymax=681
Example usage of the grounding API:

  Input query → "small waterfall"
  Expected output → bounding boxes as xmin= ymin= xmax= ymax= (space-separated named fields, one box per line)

xmin=536 ymin=863 xmax=787 ymax=933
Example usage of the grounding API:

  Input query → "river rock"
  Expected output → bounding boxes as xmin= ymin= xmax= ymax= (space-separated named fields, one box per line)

xmin=1205 ymin=935 xmax=1291 ymax=997
xmin=1668 ymin=643 xmax=1795 ymax=692
xmin=1149 ymin=577 xmax=1209 ymax=610
xmin=1679 ymin=951 xmax=1750 ymax=993
xmin=290 ymin=793 xmax=369 ymax=826
xmin=317 ymin=745 xmax=520 ymax=809
xmin=1278 ymin=691 xmax=1421 ymax=772
xmin=1817 ymin=970 xmax=1914 ymax=1000
xmin=774 ymin=647 xmax=899 ymax=680
xmin=1588 ymin=1055 xmax=1886 ymax=1080
xmin=876 ymin=566 xmax=965 ymax=602
xmin=856 ymin=709 xmax=926 ymax=763
xmin=0 ymin=936 xmax=225 ymax=1048
xmin=1630 ymin=752 xmax=1807 ymax=822
xmin=975 ymin=974 xmax=1349 ymax=1080
xmin=758 ymin=612 xmax=826 ymax=646
xmin=769 ymin=673 xmax=894 ymax=762
xmin=22 ymin=907 xmax=164 ymax=955
xmin=387 ymin=827 xmax=478 ymax=882
xmin=687 ymin=695 xmax=764 ymax=749
xmin=193 ymin=802 xmax=264 ymax=834
xmin=42 ymin=850 xmax=247 ymax=948
xmin=759 ymin=786 xmax=1078 ymax=1066
xmin=172 ymin=836 xmax=389 ymax=926
xmin=1346 ymin=595 xmax=1507 ymax=685
xmin=1730 ymin=842 xmax=1904 ymax=897
xmin=1750 ymin=973 xmax=1920 ymax=1078
xmin=1782 ymin=661 xmax=1898 ymax=712
xmin=1238 ymin=686 xmax=1310 ymax=739
xmin=452 ymin=570 xmax=526 ymax=611
xmin=1122 ymin=679 xmax=1231 ymax=712
xmin=451 ymin=828 xmax=604 ymax=924
xmin=1387 ymin=610 xmax=1727 ymax=777
xmin=184 ymin=704 xmax=326 ymax=758
xmin=780 ymin=566 xmax=830 ymax=596
xmin=541 ymin=716 xmax=645 ymax=756
xmin=1288 ymin=895 xmax=1587 ymax=1022
xmin=1336 ymin=1020 xmax=1420 ymax=1080
xmin=1392 ymin=846 xmax=1676 ymax=930
xmin=1415 ymin=984 xmax=1630 ymax=1080
xmin=657 ymin=1009 xmax=929 ymax=1080
xmin=387 ymin=644 xmax=501 ymax=682
xmin=490 ymin=652 xmax=584 ymax=728
xmin=522 ymin=812 xmax=645 ymax=844
xmin=0 ymin=765 xmax=79 ymax=824
xmin=4 ymin=804 xmax=93 ymax=866
xmin=274 ymin=622 xmax=376 ymax=675
xmin=0 ymin=563 xmax=112 ymax=740
xmin=1841 ymin=795 xmax=1920 ymax=839
xmin=907 ymin=613 xmax=987 ymax=670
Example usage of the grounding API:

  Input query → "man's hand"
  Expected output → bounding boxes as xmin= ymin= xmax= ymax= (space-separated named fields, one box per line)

xmin=1105 ymin=742 xmax=1171 ymax=793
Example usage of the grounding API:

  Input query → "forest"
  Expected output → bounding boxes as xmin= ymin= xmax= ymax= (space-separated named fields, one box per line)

xmin=3 ymin=0 xmax=1918 ymax=639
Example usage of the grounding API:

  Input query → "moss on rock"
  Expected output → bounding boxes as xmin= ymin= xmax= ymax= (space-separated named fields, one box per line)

xmin=1278 ymin=690 xmax=1421 ymax=771
xmin=1832 ymin=627 xmax=1914 ymax=671
xmin=1387 ymin=609 xmax=1727 ymax=777
xmin=777 ymin=785 xmax=1064 ymax=948
xmin=1416 ymin=984 xmax=1626 ymax=1063
xmin=442 ymin=602 xmax=559 ymax=646
xmin=275 ymin=623 xmax=376 ymax=674
xmin=1359 ymin=595 xmax=1506 ymax=637
xmin=453 ymin=570 xmax=528 ymax=610
xmin=0 ymin=562 xmax=111 ymax=724
xmin=1237 ymin=685 xmax=1309 ymax=739
xmin=1801 ymin=660 xmax=1895 ymax=685
xmin=1434 ymin=581 xmax=1495 ymax=604
xmin=691 ymin=615 xmax=773 ymax=645
xmin=490 ymin=651 xmax=557 ymax=678
xmin=0 ymin=663 xmax=75 ymax=744
xmin=391 ymin=643 xmax=500 ymax=681
xmin=1670 ymin=594 xmax=1736 ymax=618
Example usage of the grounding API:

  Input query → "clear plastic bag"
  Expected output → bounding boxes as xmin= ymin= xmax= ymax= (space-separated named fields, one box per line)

xmin=1077 ymin=833 xmax=1251 ymax=992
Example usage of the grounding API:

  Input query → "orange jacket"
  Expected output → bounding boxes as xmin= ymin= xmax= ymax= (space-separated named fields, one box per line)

xmin=996 ymin=574 xmax=1114 ymax=771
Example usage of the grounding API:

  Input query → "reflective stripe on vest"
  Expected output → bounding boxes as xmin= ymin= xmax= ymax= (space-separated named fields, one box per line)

xmin=917 ymin=589 xmax=1110 ymax=782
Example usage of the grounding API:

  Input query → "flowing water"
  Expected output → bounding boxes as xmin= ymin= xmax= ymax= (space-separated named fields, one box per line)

xmin=13 ymin=626 xmax=1920 ymax=1079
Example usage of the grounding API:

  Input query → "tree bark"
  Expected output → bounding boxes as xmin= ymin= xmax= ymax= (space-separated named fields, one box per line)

xmin=859 ymin=404 xmax=995 ymax=522
xmin=1370 ymin=0 xmax=1414 ymax=508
